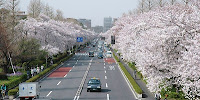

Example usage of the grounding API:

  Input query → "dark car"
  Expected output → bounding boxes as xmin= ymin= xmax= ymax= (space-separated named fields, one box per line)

xmin=89 ymin=51 xmax=94 ymax=57
xmin=87 ymin=77 xmax=101 ymax=92
xmin=97 ymin=52 xmax=103 ymax=59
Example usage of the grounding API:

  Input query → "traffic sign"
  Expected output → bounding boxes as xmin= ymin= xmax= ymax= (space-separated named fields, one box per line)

xmin=77 ymin=37 xmax=83 ymax=42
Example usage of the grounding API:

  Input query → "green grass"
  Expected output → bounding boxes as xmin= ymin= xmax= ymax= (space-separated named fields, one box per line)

xmin=0 ymin=68 xmax=3 ymax=72
xmin=128 ymin=62 xmax=148 ymax=84
xmin=113 ymin=53 xmax=143 ymax=94
xmin=0 ymin=76 xmax=21 ymax=83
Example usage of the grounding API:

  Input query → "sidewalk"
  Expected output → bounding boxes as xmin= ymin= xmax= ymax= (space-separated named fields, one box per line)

xmin=112 ymin=49 xmax=155 ymax=100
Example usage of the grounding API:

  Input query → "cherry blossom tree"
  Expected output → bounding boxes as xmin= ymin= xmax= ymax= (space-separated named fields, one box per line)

xmin=101 ymin=2 xmax=200 ymax=99
xmin=15 ymin=14 xmax=96 ymax=55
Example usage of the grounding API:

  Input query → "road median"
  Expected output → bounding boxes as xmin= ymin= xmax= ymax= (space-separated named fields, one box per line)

xmin=113 ymin=52 xmax=143 ymax=99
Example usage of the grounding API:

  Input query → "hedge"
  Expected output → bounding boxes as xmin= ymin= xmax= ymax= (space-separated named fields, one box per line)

xmin=7 ymin=53 xmax=74 ymax=96
xmin=113 ymin=53 xmax=143 ymax=94
xmin=0 ymin=74 xmax=27 ymax=90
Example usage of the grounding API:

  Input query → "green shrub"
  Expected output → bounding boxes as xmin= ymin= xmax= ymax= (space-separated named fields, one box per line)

xmin=169 ymin=92 xmax=179 ymax=98
xmin=0 ymin=68 xmax=3 ymax=72
xmin=6 ymin=74 xmax=27 ymax=89
xmin=0 ymin=73 xmax=8 ymax=80
xmin=113 ymin=53 xmax=143 ymax=94
xmin=8 ymin=88 xmax=18 ymax=96
xmin=119 ymin=62 xmax=143 ymax=94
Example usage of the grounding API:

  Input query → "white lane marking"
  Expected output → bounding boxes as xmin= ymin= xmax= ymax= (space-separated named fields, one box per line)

xmin=69 ymin=69 xmax=72 ymax=72
xmin=106 ymin=83 xmax=108 ymax=88
xmin=107 ymin=94 xmax=109 ymax=100
xmin=77 ymin=96 xmax=80 ymax=100
xmin=73 ymin=66 xmax=75 ymax=67
xmin=64 ymin=74 xmax=68 ymax=77
xmin=74 ymin=58 xmax=76 ymax=59
xmin=105 ymin=76 xmax=107 ymax=79
xmin=57 ymin=81 xmax=61 ymax=85
xmin=77 ymin=60 xmax=78 ymax=62
xmin=104 ymin=66 xmax=105 ymax=69
xmin=105 ymin=70 xmax=106 ymax=73
xmin=46 ymin=91 xmax=52 ymax=97
xmin=104 ymin=63 xmax=105 ymax=65
xmin=73 ymin=96 xmax=77 ymax=100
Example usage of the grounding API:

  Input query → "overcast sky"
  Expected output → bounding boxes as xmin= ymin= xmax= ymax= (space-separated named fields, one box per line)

xmin=19 ymin=0 xmax=138 ymax=27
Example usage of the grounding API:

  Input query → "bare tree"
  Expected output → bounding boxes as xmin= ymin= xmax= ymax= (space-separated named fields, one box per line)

xmin=169 ymin=0 xmax=177 ymax=5
xmin=182 ymin=0 xmax=190 ymax=5
xmin=28 ymin=0 xmax=43 ymax=18
xmin=42 ymin=3 xmax=54 ymax=19
xmin=137 ymin=0 xmax=146 ymax=14
xmin=157 ymin=0 xmax=166 ymax=7
xmin=146 ymin=0 xmax=155 ymax=11
xmin=6 ymin=0 xmax=19 ymax=35
xmin=54 ymin=9 xmax=64 ymax=21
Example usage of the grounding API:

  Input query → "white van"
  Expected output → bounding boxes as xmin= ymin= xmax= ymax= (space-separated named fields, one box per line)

xmin=106 ymin=51 xmax=112 ymax=58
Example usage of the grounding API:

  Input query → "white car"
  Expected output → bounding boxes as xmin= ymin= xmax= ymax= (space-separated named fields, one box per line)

xmin=106 ymin=51 xmax=112 ymax=58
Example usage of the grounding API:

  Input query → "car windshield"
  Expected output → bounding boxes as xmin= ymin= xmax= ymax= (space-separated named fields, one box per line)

xmin=88 ymin=79 xmax=100 ymax=84
xmin=89 ymin=52 xmax=94 ymax=54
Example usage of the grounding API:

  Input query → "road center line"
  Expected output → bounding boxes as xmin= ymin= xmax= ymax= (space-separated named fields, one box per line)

xmin=107 ymin=94 xmax=109 ymax=100
xmin=57 ymin=81 xmax=61 ymax=85
xmin=105 ymin=76 xmax=107 ymax=79
xmin=106 ymin=83 xmax=108 ymax=88
xmin=105 ymin=70 xmax=106 ymax=73
xmin=46 ymin=91 xmax=52 ymax=97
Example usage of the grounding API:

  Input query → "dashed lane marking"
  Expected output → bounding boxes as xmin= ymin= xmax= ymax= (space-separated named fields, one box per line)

xmin=57 ymin=81 xmax=61 ymax=85
xmin=46 ymin=91 xmax=52 ymax=97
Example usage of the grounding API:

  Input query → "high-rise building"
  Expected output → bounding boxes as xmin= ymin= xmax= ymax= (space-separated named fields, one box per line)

xmin=103 ymin=17 xmax=113 ymax=32
xmin=78 ymin=19 xmax=91 ymax=29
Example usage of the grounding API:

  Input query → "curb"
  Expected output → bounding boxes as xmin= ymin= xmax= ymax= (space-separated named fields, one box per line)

xmin=112 ymin=53 xmax=142 ymax=100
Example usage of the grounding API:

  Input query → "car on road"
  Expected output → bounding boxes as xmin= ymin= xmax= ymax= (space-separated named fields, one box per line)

xmin=97 ymin=52 xmax=103 ymax=59
xmin=87 ymin=77 xmax=101 ymax=92
xmin=89 ymin=51 xmax=94 ymax=57
xmin=106 ymin=51 xmax=112 ymax=58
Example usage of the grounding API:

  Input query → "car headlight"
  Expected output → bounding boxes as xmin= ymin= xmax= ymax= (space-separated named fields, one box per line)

xmin=97 ymin=86 xmax=101 ymax=88
xmin=87 ymin=86 xmax=91 ymax=88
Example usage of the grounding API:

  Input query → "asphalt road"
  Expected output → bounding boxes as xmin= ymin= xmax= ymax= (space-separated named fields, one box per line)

xmin=38 ymin=44 xmax=136 ymax=100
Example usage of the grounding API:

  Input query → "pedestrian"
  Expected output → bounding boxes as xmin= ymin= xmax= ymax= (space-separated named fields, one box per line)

xmin=1 ymin=84 xmax=6 ymax=99
xmin=133 ymin=69 xmax=137 ymax=79
xmin=37 ymin=67 xmax=40 ymax=74
xmin=27 ymin=70 xmax=30 ymax=79
xmin=164 ymin=94 xmax=168 ymax=100
xmin=50 ymin=60 xmax=53 ymax=65
xmin=41 ymin=65 xmax=44 ymax=71
xmin=33 ymin=67 xmax=37 ymax=76
xmin=155 ymin=91 xmax=161 ymax=100
xmin=31 ymin=68 xmax=34 ymax=77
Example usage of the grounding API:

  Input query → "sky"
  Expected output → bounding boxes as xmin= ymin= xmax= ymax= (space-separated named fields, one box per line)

xmin=19 ymin=0 xmax=138 ymax=27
